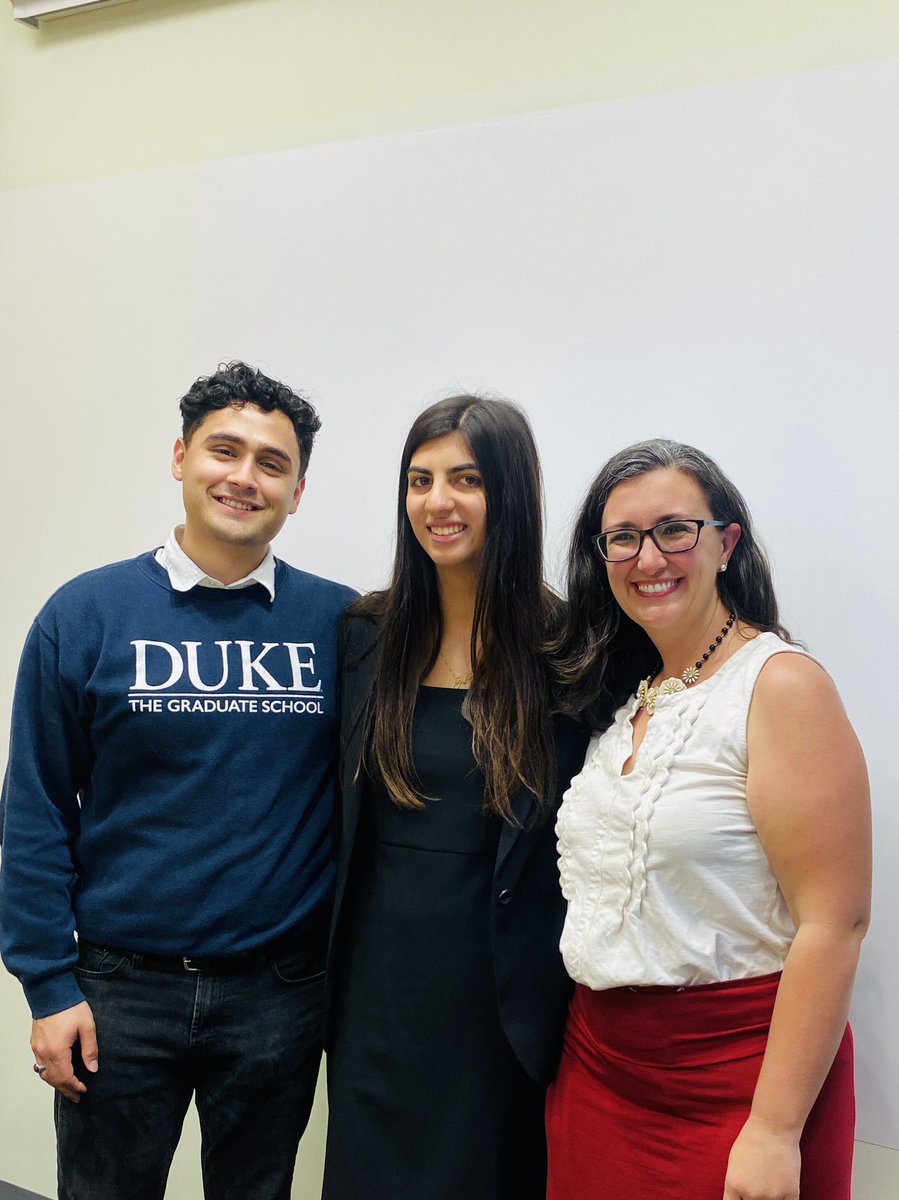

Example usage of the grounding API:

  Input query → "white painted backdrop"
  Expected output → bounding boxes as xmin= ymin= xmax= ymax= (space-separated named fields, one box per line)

xmin=1 ymin=55 xmax=897 ymax=1192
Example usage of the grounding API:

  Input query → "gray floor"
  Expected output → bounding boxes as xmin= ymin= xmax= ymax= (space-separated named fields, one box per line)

xmin=0 ymin=1182 xmax=50 ymax=1200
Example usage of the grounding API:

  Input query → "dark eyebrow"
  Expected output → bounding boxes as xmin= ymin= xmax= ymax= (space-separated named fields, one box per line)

xmin=603 ymin=512 xmax=695 ymax=532
xmin=407 ymin=461 xmax=480 ymax=475
xmin=206 ymin=432 xmax=294 ymax=469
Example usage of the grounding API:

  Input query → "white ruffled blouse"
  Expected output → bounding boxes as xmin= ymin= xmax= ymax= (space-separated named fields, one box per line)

xmin=557 ymin=632 xmax=802 ymax=990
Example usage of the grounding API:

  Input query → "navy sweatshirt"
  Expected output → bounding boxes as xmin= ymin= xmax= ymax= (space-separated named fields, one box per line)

xmin=0 ymin=551 xmax=356 ymax=1018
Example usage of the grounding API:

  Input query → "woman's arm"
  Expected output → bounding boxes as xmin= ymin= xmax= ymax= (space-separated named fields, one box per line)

xmin=725 ymin=651 xmax=871 ymax=1200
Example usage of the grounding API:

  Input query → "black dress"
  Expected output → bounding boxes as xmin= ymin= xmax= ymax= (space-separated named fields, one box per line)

xmin=322 ymin=686 xmax=548 ymax=1200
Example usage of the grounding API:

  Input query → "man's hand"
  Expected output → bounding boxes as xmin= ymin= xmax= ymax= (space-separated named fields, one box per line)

xmin=31 ymin=1001 xmax=98 ymax=1103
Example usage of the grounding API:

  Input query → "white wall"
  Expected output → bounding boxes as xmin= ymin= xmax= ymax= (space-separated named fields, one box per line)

xmin=3 ymin=0 xmax=899 ymax=189
xmin=1 ymin=51 xmax=897 ymax=1200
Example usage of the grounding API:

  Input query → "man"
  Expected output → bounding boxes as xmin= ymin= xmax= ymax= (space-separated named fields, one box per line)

xmin=0 ymin=362 xmax=356 ymax=1199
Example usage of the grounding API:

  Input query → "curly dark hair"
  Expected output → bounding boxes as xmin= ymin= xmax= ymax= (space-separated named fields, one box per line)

xmin=179 ymin=361 xmax=321 ymax=475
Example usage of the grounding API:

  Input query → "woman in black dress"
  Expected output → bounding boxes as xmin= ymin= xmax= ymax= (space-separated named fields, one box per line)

xmin=322 ymin=395 xmax=587 ymax=1200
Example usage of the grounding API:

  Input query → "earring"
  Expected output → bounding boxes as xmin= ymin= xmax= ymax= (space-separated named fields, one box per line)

xmin=719 ymin=563 xmax=728 ymax=573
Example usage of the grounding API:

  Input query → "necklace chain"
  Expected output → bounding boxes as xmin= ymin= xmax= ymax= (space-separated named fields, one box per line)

xmin=637 ymin=613 xmax=736 ymax=714
xmin=439 ymin=650 xmax=473 ymax=689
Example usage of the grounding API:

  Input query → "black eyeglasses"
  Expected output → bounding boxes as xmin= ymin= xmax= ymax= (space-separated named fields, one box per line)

xmin=592 ymin=519 xmax=727 ymax=563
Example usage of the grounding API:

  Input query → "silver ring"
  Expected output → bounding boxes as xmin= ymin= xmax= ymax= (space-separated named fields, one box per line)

xmin=33 ymin=1063 xmax=48 ymax=1075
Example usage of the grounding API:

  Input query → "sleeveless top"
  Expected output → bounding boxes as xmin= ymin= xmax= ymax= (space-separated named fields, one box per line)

xmin=557 ymin=632 xmax=804 ymax=990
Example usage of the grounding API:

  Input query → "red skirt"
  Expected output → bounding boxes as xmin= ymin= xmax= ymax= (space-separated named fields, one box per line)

xmin=546 ymin=974 xmax=855 ymax=1200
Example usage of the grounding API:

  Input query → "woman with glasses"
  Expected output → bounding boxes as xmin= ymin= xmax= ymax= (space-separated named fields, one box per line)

xmin=546 ymin=439 xmax=870 ymax=1200
xmin=321 ymin=395 xmax=588 ymax=1200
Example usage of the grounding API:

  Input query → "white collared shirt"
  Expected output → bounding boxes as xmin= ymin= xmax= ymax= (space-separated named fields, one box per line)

xmin=155 ymin=527 xmax=276 ymax=601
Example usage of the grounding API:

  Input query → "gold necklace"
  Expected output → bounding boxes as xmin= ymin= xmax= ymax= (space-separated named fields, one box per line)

xmin=438 ymin=650 xmax=473 ymax=689
xmin=636 ymin=613 xmax=735 ymax=714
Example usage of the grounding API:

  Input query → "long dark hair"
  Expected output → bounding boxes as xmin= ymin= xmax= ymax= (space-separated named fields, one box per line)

xmin=354 ymin=394 xmax=559 ymax=820
xmin=554 ymin=438 xmax=793 ymax=727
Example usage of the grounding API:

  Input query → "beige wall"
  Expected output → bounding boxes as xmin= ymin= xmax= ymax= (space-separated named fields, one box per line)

xmin=1 ymin=2 xmax=897 ymax=1197
xmin=2 ymin=0 xmax=899 ymax=190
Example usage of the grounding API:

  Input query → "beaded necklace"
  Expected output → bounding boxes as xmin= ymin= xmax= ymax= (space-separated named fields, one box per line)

xmin=636 ymin=612 xmax=735 ymax=715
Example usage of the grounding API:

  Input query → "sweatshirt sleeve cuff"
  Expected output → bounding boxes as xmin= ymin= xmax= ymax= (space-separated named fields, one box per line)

xmin=24 ymin=973 xmax=86 ymax=1020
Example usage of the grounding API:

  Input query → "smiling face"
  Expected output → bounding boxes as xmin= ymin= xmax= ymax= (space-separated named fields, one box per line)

xmin=600 ymin=467 xmax=740 ymax=642
xmin=405 ymin=431 xmax=487 ymax=576
xmin=172 ymin=403 xmax=304 ymax=581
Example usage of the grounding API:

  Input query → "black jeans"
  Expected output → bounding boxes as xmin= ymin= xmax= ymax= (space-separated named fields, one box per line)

xmin=55 ymin=935 xmax=325 ymax=1200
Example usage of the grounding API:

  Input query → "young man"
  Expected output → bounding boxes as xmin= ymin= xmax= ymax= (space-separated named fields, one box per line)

xmin=0 ymin=363 xmax=356 ymax=1200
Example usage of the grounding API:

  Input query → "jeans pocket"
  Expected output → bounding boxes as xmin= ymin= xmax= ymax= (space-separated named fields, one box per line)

xmin=270 ymin=942 xmax=326 ymax=985
xmin=74 ymin=943 xmax=129 ymax=980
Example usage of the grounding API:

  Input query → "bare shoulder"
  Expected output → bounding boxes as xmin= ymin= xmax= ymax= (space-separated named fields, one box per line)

xmin=756 ymin=647 xmax=831 ymax=689
xmin=749 ymin=648 xmax=861 ymax=764
xmin=746 ymin=646 xmax=870 ymax=921
xmin=752 ymin=649 xmax=844 ymax=722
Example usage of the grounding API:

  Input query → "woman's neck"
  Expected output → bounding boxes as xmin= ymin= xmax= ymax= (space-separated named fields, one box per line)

xmin=651 ymin=603 xmax=735 ymax=682
xmin=421 ymin=565 xmax=479 ymax=687
xmin=436 ymin=564 xmax=478 ymax=636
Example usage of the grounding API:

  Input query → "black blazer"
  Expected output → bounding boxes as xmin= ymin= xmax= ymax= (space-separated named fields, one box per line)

xmin=323 ymin=612 xmax=591 ymax=1088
